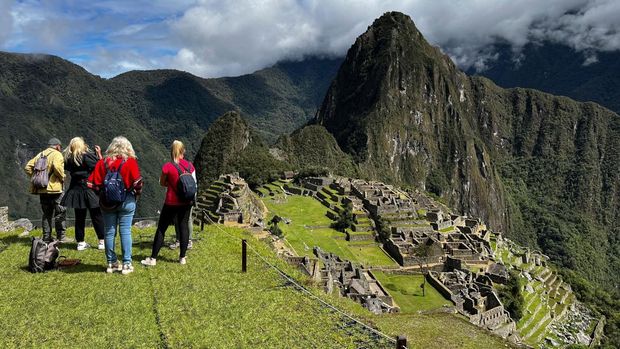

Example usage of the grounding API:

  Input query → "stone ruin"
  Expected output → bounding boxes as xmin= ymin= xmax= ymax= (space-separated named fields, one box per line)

xmin=195 ymin=173 xmax=264 ymax=227
xmin=310 ymin=247 xmax=400 ymax=314
xmin=384 ymin=226 xmax=492 ymax=267
xmin=0 ymin=207 xmax=33 ymax=234
xmin=301 ymin=177 xmax=333 ymax=193
xmin=349 ymin=179 xmax=416 ymax=218
xmin=427 ymin=268 xmax=519 ymax=340
xmin=0 ymin=207 xmax=9 ymax=232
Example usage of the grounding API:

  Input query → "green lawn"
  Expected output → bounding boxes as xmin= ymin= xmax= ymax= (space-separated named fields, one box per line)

xmin=0 ymin=226 xmax=392 ymax=349
xmin=262 ymin=194 xmax=397 ymax=267
xmin=372 ymin=272 xmax=452 ymax=313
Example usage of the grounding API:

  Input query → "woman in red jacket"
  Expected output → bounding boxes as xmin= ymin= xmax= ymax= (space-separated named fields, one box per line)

xmin=88 ymin=136 xmax=143 ymax=275
xmin=141 ymin=140 xmax=195 ymax=266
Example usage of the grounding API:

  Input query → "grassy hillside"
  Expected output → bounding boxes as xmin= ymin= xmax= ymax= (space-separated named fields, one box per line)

xmin=0 ymin=225 xmax=516 ymax=349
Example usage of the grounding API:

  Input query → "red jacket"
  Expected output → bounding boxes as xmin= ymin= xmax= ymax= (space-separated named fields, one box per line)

xmin=88 ymin=156 xmax=143 ymax=195
xmin=162 ymin=159 xmax=195 ymax=205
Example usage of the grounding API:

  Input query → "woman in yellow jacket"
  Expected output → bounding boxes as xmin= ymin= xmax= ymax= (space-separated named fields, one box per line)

xmin=24 ymin=138 xmax=67 ymax=242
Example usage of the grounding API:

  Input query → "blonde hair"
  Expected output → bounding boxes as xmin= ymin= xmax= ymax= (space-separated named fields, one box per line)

xmin=171 ymin=140 xmax=185 ymax=163
xmin=106 ymin=136 xmax=136 ymax=159
xmin=63 ymin=137 xmax=90 ymax=165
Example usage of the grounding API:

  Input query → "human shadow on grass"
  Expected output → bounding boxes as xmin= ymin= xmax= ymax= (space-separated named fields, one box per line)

xmin=58 ymin=262 xmax=109 ymax=274
xmin=18 ymin=262 xmax=107 ymax=274
xmin=132 ymin=253 xmax=178 ymax=264
xmin=0 ymin=234 xmax=34 ymax=247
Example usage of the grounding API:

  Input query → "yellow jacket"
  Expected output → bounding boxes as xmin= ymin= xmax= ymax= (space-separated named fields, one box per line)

xmin=24 ymin=148 xmax=65 ymax=194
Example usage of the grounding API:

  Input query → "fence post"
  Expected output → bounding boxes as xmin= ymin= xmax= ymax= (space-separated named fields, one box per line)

xmin=242 ymin=239 xmax=247 ymax=273
xmin=200 ymin=210 xmax=205 ymax=231
xmin=396 ymin=335 xmax=407 ymax=349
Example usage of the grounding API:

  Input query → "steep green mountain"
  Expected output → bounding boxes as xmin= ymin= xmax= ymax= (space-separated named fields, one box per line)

xmin=0 ymin=52 xmax=341 ymax=219
xmin=0 ymin=53 xmax=168 ymax=219
xmin=469 ymin=42 xmax=620 ymax=115
xmin=315 ymin=12 xmax=509 ymax=230
xmin=193 ymin=112 xmax=358 ymax=189
xmin=311 ymin=12 xmax=619 ymax=342
xmin=273 ymin=125 xmax=358 ymax=177
xmin=193 ymin=111 xmax=289 ymax=189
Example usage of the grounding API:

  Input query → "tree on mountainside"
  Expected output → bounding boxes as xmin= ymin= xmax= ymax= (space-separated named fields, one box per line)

xmin=411 ymin=242 xmax=435 ymax=297
xmin=374 ymin=216 xmax=391 ymax=242
xmin=496 ymin=269 xmax=524 ymax=321
xmin=330 ymin=202 xmax=355 ymax=232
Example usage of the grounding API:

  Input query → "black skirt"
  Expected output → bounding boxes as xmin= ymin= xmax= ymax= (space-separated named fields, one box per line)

xmin=61 ymin=185 xmax=99 ymax=209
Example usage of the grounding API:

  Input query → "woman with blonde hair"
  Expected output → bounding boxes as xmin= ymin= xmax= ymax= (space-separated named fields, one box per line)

xmin=88 ymin=136 xmax=143 ymax=275
xmin=61 ymin=137 xmax=105 ymax=250
xmin=142 ymin=140 xmax=195 ymax=266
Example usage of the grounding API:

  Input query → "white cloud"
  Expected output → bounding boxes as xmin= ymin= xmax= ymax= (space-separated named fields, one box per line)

xmin=167 ymin=0 xmax=620 ymax=76
xmin=2 ymin=0 xmax=620 ymax=77
xmin=0 ymin=0 xmax=14 ymax=46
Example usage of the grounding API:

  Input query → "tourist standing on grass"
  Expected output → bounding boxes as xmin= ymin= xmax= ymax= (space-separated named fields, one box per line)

xmin=88 ymin=136 xmax=143 ymax=275
xmin=62 ymin=137 xmax=105 ymax=251
xmin=24 ymin=138 xmax=68 ymax=243
xmin=142 ymin=140 xmax=195 ymax=267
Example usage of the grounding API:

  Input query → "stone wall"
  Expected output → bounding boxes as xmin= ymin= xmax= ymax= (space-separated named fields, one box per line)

xmin=0 ymin=207 xmax=9 ymax=232
xmin=427 ymin=272 xmax=455 ymax=301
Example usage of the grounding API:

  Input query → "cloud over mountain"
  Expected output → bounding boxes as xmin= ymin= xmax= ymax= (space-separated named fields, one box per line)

xmin=2 ymin=0 xmax=619 ymax=77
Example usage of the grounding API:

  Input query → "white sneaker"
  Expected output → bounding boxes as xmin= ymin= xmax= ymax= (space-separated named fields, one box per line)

xmin=106 ymin=261 xmax=122 ymax=273
xmin=140 ymin=257 xmax=157 ymax=266
xmin=187 ymin=240 xmax=193 ymax=250
xmin=179 ymin=257 xmax=187 ymax=265
xmin=121 ymin=263 xmax=134 ymax=275
xmin=168 ymin=241 xmax=180 ymax=249
xmin=77 ymin=242 xmax=90 ymax=251
xmin=97 ymin=240 xmax=105 ymax=250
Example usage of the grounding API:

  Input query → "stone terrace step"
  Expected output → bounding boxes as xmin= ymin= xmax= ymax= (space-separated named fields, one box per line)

xmin=529 ymin=314 xmax=553 ymax=343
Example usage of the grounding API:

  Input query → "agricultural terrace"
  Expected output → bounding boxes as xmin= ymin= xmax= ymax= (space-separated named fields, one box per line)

xmin=257 ymin=183 xmax=397 ymax=267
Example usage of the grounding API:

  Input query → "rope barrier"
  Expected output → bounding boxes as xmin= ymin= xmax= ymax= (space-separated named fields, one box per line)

xmin=203 ymin=214 xmax=398 ymax=345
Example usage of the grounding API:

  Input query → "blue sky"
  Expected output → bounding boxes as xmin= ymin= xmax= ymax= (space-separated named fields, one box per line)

xmin=1 ymin=0 xmax=619 ymax=78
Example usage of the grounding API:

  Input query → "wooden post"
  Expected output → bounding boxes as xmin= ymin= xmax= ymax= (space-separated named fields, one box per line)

xmin=200 ymin=210 xmax=205 ymax=231
xmin=242 ymin=239 xmax=247 ymax=273
xmin=396 ymin=335 xmax=407 ymax=349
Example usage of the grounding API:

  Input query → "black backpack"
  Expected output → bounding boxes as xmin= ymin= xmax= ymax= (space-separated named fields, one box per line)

xmin=173 ymin=162 xmax=197 ymax=202
xmin=102 ymin=160 xmax=127 ymax=206
xmin=31 ymin=151 xmax=50 ymax=189
xmin=28 ymin=237 xmax=60 ymax=273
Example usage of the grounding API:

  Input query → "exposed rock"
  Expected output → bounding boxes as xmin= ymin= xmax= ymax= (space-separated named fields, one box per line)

xmin=11 ymin=218 xmax=34 ymax=234
xmin=134 ymin=220 xmax=157 ymax=228
xmin=0 ymin=207 xmax=9 ymax=232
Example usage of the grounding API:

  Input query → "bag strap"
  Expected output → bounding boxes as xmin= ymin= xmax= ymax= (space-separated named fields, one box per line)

xmin=35 ymin=149 xmax=50 ymax=163
xmin=172 ymin=162 xmax=188 ymax=175
xmin=105 ymin=159 xmax=126 ymax=173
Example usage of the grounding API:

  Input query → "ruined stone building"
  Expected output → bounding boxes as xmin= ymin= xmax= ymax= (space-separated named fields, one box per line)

xmin=195 ymin=173 xmax=264 ymax=226
xmin=312 ymin=247 xmax=399 ymax=314
xmin=428 ymin=269 xmax=518 ymax=340
xmin=384 ymin=226 xmax=492 ymax=267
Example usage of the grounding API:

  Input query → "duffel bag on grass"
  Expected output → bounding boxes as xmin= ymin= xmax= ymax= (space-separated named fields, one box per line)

xmin=28 ymin=237 xmax=60 ymax=273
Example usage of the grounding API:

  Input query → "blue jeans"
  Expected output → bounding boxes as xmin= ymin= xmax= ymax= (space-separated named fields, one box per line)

xmin=102 ymin=194 xmax=136 ymax=264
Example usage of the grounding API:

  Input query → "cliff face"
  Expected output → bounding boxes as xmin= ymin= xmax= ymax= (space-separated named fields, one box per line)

xmin=314 ymin=12 xmax=620 ymax=287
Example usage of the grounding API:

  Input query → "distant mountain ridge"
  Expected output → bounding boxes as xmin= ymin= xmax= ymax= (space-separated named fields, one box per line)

xmin=0 ymin=51 xmax=341 ymax=218
xmin=469 ymin=41 xmax=620 ymax=115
